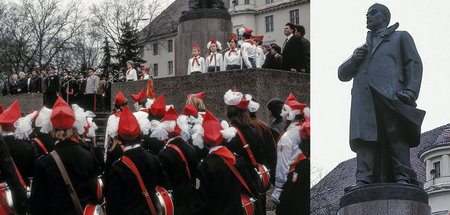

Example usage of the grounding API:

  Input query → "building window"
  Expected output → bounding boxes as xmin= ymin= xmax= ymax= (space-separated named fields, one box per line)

xmin=266 ymin=0 xmax=273 ymax=4
xmin=168 ymin=61 xmax=173 ymax=75
xmin=290 ymin=9 xmax=300 ymax=25
xmin=244 ymin=0 xmax=249 ymax=4
xmin=265 ymin=15 xmax=274 ymax=32
xmin=234 ymin=0 xmax=238 ymax=5
xmin=168 ymin=40 xmax=173 ymax=52
xmin=153 ymin=63 xmax=158 ymax=77
xmin=433 ymin=162 xmax=441 ymax=178
xmin=153 ymin=43 xmax=158 ymax=55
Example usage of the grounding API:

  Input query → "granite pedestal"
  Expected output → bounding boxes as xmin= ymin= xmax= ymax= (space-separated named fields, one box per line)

xmin=175 ymin=9 xmax=232 ymax=76
xmin=338 ymin=183 xmax=430 ymax=215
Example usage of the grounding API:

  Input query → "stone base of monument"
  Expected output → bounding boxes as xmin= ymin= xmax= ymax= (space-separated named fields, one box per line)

xmin=338 ymin=183 xmax=430 ymax=215
xmin=175 ymin=8 xmax=232 ymax=76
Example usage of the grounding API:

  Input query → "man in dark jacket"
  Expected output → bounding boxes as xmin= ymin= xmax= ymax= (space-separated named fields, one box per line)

xmin=295 ymin=25 xmax=310 ymax=73
xmin=28 ymin=70 xmax=41 ymax=93
xmin=262 ymin=43 xmax=279 ymax=70
xmin=43 ymin=68 xmax=60 ymax=108
xmin=281 ymin=23 xmax=305 ymax=72
xmin=17 ymin=72 xmax=28 ymax=94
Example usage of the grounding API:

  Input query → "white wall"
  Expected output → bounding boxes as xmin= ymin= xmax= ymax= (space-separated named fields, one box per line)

xmin=142 ymin=34 xmax=176 ymax=78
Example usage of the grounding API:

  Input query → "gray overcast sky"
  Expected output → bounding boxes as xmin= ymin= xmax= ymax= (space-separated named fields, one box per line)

xmin=312 ymin=0 xmax=450 ymax=184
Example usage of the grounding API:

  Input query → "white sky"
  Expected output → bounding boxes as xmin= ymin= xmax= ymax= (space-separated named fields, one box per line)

xmin=311 ymin=0 xmax=450 ymax=184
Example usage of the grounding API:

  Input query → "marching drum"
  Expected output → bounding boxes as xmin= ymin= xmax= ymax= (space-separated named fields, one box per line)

xmin=255 ymin=164 xmax=271 ymax=192
xmin=0 ymin=183 xmax=14 ymax=215
xmin=96 ymin=178 xmax=103 ymax=203
xmin=241 ymin=192 xmax=256 ymax=215
xmin=154 ymin=186 xmax=174 ymax=215
xmin=84 ymin=204 xmax=105 ymax=215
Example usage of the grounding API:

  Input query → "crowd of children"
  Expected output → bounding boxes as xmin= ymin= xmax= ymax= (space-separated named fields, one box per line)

xmin=0 ymin=85 xmax=310 ymax=214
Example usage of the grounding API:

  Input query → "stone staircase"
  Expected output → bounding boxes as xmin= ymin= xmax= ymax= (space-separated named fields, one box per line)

xmin=93 ymin=112 xmax=110 ymax=147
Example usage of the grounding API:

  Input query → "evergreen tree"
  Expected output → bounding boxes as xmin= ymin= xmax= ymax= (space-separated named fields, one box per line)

xmin=101 ymin=37 xmax=114 ymax=77
xmin=115 ymin=22 xmax=145 ymax=71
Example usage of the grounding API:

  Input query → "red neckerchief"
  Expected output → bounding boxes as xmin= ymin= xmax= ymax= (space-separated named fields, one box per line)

xmin=228 ymin=49 xmax=237 ymax=57
xmin=141 ymin=75 xmax=145 ymax=80
xmin=192 ymin=56 xmax=200 ymax=67
xmin=245 ymin=40 xmax=254 ymax=45
xmin=140 ymin=109 xmax=149 ymax=113
xmin=113 ymin=110 xmax=121 ymax=117
xmin=209 ymin=53 xmax=216 ymax=63
xmin=126 ymin=69 xmax=131 ymax=75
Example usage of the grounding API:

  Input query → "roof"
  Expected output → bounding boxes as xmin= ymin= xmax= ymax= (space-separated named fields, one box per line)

xmin=139 ymin=0 xmax=231 ymax=42
xmin=311 ymin=123 xmax=450 ymax=215
xmin=139 ymin=0 xmax=187 ymax=42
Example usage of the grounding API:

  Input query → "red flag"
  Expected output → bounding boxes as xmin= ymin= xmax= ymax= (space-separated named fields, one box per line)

xmin=147 ymin=80 xmax=155 ymax=99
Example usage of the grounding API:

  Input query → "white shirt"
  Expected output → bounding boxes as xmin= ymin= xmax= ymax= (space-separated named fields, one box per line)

xmin=126 ymin=68 xmax=137 ymax=81
xmin=141 ymin=74 xmax=150 ymax=80
xmin=241 ymin=40 xmax=256 ymax=68
xmin=223 ymin=48 xmax=242 ymax=70
xmin=205 ymin=52 xmax=224 ymax=70
xmin=255 ymin=46 xmax=265 ymax=68
xmin=282 ymin=33 xmax=294 ymax=51
xmin=188 ymin=56 xmax=206 ymax=74
xmin=271 ymin=123 xmax=302 ymax=203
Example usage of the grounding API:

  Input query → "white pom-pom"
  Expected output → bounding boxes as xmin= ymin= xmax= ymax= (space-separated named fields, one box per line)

xmin=145 ymin=98 xmax=154 ymax=109
xmin=165 ymin=105 xmax=174 ymax=112
xmin=106 ymin=115 xmax=119 ymax=138
xmin=14 ymin=111 xmax=37 ymax=140
xmin=86 ymin=118 xmax=97 ymax=138
xmin=224 ymin=90 xmax=243 ymax=106
xmin=220 ymin=120 xmax=237 ymax=142
xmin=161 ymin=120 xmax=176 ymax=133
xmin=177 ymin=115 xmax=191 ymax=141
xmin=192 ymin=133 xmax=204 ymax=149
xmin=150 ymin=122 xmax=169 ymax=141
xmin=35 ymin=107 xmax=53 ymax=133
xmin=71 ymin=104 xmax=89 ymax=135
xmin=304 ymin=107 xmax=310 ymax=118
xmin=133 ymin=112 xmax=151 ymax=135
xmin=245 ymin=94 xmax=259 ymax=112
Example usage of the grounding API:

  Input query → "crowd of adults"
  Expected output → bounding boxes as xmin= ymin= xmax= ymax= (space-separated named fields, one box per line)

xmin=1 ymin=60 xmax=151 ymax=112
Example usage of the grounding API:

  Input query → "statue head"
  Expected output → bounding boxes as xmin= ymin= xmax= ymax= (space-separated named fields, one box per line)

xmin=366 ymin=3 xmax=390 ymax=32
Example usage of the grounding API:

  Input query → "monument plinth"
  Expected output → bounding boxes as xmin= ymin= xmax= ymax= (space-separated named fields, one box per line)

xmin=338 ymin=183 xmax=430 ymax=215
xmin=175 ymin=8 xmax=232 ymax=76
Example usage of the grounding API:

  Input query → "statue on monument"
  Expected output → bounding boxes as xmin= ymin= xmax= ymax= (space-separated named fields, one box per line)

xmin=188 ymin=0 xmax=225 ymax=10
xmin=338 ymin=3 xmax=426 ymax=191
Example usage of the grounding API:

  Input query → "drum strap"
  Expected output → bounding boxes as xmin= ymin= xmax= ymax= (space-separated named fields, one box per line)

xmin=50 ymin=151 xmax=84 ymax=215
xmin=34 ymin=138 xmax=48 ymax=154
xmin=217 ymin=155 xmax=254 ymax=197
xmin=231 ymin=126 xmax=258 ymax=166
xmin=168 ymin=144 xmax=191 ymax=180
xmin=121 ymin=156 xmax=157 ymax=215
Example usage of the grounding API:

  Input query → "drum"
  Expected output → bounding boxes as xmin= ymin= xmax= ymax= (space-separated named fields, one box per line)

xmin=83 ymin=204 xmax=105 ymax=215
xmin=154 ymin=186 xmax=174 ymax=215
xmin=0 ymin=183 xmax=14 ymax=215
xmin=241 ymin=192 xmax=256 ymax=215
xmin=255 ymin=164 xmax=271 ymax=192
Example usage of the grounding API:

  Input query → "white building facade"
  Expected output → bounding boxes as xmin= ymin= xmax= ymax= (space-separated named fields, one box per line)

xmin=420 ymin=128 xmax=450 ymax=215
xmin=141 ymin=0 xmax=310 ymax=78
xmin=229 ymin=0 xmax=310 ymax=45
